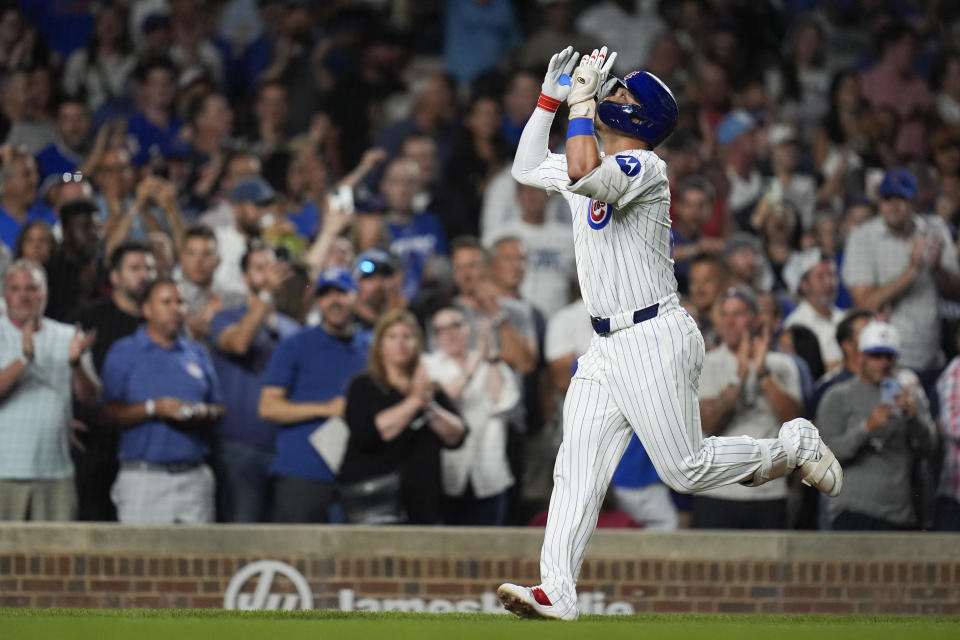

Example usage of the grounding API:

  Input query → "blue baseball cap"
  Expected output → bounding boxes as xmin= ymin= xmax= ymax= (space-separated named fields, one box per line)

xmin=716 ymin=109 xmax=757 ymax=147
xmin=229 ymin=176 xmax=275 ymax=206
xmin=878 ymin=168 xmax=917 ymax=201
xmin=315 ymin=267 xmax=356 ymax=294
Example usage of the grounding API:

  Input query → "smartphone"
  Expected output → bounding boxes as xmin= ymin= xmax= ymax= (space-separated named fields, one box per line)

xmin=327 ymin=184 xmax=354 ymax=214
xmin=880 ymin=377 xmax=902 ymax=415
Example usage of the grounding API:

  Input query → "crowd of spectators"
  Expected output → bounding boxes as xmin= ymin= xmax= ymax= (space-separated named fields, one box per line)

xmin=2 ymin=0 xmax=960 ymax=532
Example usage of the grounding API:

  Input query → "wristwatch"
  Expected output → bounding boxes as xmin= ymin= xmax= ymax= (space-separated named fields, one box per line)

xmin=145 ymin=399 xmax=156 ymax=418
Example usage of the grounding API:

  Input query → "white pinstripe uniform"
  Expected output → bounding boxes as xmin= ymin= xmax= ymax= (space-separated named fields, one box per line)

xmin=512 ymin=106 xmax=822 ymax=618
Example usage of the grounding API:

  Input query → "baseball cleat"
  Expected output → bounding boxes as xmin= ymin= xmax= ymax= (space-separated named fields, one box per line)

xmin=800 ymin=439 xmax=843 ymax=497
xmin=497 ymin=583 xmax=578 ymax=621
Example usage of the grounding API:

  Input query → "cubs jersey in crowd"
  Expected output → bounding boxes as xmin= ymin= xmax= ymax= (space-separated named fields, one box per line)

xmin=517 ymin=145 xmax=676 ymax=318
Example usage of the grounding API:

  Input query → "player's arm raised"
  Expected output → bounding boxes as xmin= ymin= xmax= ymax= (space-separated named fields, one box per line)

xmin=511 ymin=46 xmax=578 ymax=187
xmin=565 ymin=47 xmax=613 ymax=181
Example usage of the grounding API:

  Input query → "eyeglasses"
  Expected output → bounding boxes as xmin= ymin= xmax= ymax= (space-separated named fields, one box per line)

xmin=434 ymin=321 xmax=465 ymax=335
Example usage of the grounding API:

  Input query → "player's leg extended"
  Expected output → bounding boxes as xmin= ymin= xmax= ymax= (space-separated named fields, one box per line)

xmin=607 ymin=309 xmax=840 ymax=495
xmin=535 ymin=373 xmax=631 ymax=618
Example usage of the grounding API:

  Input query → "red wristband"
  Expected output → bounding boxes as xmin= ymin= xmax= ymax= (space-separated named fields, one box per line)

xmin=537 ymin=93 xmax=562 ymax=113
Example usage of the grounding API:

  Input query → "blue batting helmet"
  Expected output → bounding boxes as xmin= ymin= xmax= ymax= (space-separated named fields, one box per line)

xmin=597 ymin=70 xmax=678 ymax=148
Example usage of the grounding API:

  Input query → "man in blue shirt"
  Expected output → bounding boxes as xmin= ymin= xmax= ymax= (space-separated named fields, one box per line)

xmin=35 ymin=97 xmax=92 ymax=181
xmin=259 ymin=267 xmax=370 ymax=523
xmin=0 ymin=151 xmax=56 ymax=250
xmin=126 ymin=56 xmax=183 ymax=167
xmin=381 ymin=157 xmax=447 ymax=301
xmin=209 ymin=242 xmax=299 ymax=522
xmin=101 ymin=280 xmax=225 ymax=524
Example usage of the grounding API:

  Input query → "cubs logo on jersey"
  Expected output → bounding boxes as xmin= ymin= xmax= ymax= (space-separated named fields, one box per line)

xmin=615 ymin=154 xmax=641 ymax=176
xmin=587 ymin=198 xmax=613 ymax=230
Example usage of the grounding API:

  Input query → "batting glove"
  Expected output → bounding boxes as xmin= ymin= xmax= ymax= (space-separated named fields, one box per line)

xmin=538 ymin=46 xmax=579 ymax=113
xmin=568 ymin=46 xmax=617 ymax=120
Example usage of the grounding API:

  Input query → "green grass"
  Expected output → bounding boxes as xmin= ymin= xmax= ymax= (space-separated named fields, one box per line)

xmin=3 ymin=608 xmax=960 ymax=640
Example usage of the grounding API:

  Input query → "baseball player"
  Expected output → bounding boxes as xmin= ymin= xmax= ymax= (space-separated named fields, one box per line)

xmin=497 ymin=46 xmax=844 ymax=621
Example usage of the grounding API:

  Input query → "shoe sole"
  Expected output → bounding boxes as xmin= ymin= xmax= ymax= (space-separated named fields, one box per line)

xmin=497 ymin=585 xmax=548 ymax=620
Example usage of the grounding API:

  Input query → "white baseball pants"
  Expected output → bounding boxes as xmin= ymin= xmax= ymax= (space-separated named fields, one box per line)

xmin=537 ymin=304 xmax=810 ymax=616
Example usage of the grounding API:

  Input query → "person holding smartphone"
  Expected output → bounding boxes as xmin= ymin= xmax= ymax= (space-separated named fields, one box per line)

xmin=816 ymin=321 xmax=938 ymax=530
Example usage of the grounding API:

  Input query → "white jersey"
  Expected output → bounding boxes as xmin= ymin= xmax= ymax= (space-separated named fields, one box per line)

xmin=521 ymin=150 xmax=676 ymax=318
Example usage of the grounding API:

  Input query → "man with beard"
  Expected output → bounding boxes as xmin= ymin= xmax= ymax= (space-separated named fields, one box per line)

xmin=212 ymin=176 xmax=275 ymax=308
xmin=70 ymin=242 xmax=157 ymax=520
xmin=259 ymin=267 xmax=370 ymax=522
xmin=209 ymin=242 xmax=299 ymax=522
xmin=352 ymin=249 xmax=403 ymax=331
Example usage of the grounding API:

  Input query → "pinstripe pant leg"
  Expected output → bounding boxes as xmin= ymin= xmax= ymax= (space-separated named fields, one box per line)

xmin=608 ymin=311 xmax=773 ymax=493
xmin=538 ymin=374 xmax=632 ymax=615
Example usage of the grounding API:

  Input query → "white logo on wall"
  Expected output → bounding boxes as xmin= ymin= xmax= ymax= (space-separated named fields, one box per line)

xmin=223 ymin=560 xmax=314 ymax=610
xmin=223 ymin=560 xmax=635 ymax=615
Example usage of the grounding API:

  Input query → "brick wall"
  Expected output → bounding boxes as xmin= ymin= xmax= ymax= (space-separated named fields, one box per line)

xmin=1 ymin=525 xmax=959 ymax=614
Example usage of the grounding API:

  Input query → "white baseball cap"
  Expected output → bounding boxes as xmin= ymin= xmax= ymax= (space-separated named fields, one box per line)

xmin=783 ymin=247 xmax=830 ymax=296
xmin=858 ymin=321 xmax=900 ymax=357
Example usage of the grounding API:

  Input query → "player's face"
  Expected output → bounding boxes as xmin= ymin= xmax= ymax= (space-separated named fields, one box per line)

xmin=380 ymin=322 xmax=419 ymax=368
xmin=603 ymin=86 xmax=640 ymax=107
xmin=720 ymin=297 xmax=756 ymax=349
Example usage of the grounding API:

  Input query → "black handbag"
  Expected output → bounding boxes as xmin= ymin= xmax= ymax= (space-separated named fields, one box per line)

xmin=339 ymin=472 xmax=407 ymax=525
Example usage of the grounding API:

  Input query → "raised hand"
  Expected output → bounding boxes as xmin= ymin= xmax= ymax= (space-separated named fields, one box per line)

xmin=68 ymin=324 xmax=96 ymax=365
xmin=540 ymin=46 xmax=580 ymax=105
xmin=568 ymin=46 xmax=617 ymax=118
xmin=21 ymin=318 xmax=36 ymax=362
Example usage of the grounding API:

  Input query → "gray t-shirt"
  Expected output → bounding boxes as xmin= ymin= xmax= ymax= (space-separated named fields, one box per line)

xmin=842 ymin=215 xmax=959 ymax=370
xmin=816 ymin=372 xmax=937 ymax=526
xmin=698 ymin=346 xmax=802 ymax=501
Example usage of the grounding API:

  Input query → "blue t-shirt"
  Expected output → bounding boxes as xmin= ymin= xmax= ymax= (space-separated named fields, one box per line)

xmin=287 ymin=201 xmax=319 ymax=240
xmin=612 ymin=435 xmax=662 ymax=489
xmin=102 ymin=327 xmax=224 ymax=464
xmin=209 ymin=306 xmax=300 ymax=451
xmin=262 ymin=326 xmax=370 ymax=482
xmin=0 ymin=202 xmax=58 ymax=250
xmin=20 ymin=0 xmax=93 ymax=58
xmin=388 ymin=211 xmax=447 ymax=301
xmin=126 ymin=111 xmax=184 ymax=167
xmin=35 ymin=143 xmax=81 ymax=181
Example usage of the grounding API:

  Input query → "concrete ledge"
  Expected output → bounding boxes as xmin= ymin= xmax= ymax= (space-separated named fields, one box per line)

xmin=0 ymin=523 xmax=957 ymax=561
